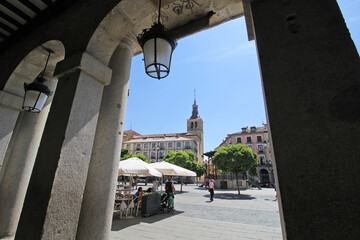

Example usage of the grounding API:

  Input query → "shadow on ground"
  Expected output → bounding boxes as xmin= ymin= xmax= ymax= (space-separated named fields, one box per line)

xmin=174 ymin=191 xmax=189 ymax=194
xmin=203 ymin=193 xmax=256 ymax=200
xmin=111 ymin=210 xmax=184 ymax=231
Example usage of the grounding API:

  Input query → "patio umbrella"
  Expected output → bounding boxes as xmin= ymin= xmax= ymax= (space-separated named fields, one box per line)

xmin=119 ymin=157 xmax=162 ymax=177
xmin=150 ymin=161 xmax=196 ymax=176
xmin=150 ymin=161 xmax=196 ymax=192
xmin=119 ymin=157 xmax=162 ymax=195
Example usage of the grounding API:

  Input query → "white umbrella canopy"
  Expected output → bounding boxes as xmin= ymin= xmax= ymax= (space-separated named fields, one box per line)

xmin=119 ymin=157 xmax=162 ymax=177
xmin=150 ymin=161 xmax=196 ymax=177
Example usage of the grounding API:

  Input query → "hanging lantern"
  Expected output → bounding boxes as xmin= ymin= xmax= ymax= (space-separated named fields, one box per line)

xmin=22 ymin=48 xmax=53 ymax=113
xmin=137 ymin=0 xmax=177 ymax=80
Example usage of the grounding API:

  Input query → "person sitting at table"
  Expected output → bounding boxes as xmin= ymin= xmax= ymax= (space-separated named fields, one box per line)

xmin=146 ymin=186 xmax=156 ymax=193
xmin=116 ymin=190 xmax=124 ymax=198
xmin=134 ymin=187 xmax=143 ymax=204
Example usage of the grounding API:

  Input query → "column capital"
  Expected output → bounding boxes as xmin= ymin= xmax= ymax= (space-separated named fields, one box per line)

xmin=54 ymin=52 xmax=112 ymax=86
xmin=0 ymin=91 xmax=23 ymax=111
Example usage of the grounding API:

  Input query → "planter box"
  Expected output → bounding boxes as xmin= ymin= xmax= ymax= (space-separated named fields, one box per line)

xmin=141 ymin=194 xmax=161 ymax=217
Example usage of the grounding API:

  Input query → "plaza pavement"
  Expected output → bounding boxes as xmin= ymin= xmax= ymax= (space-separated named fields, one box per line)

xmin=110 ymin=184 xmax=282 ymax=240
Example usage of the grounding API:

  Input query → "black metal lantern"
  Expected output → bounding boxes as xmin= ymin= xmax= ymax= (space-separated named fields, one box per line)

xmin=22 ymin=48 xmax=53 ymax=113
xmin=137 ymin=0 xmax=177 ymax=80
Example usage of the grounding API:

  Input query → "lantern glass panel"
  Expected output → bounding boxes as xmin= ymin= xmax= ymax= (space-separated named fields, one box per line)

xmin=143 ymin=37 xmax=173 ymax=79
xmin=23 ymin=90 xmax=48 ymax=113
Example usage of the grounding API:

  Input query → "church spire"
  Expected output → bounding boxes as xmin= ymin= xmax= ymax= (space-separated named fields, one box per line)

xmin=190 ymin=89 xmax=199 ymax=119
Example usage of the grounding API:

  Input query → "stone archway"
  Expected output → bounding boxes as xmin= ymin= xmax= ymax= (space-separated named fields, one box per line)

xmin=0 ymin=40 xmax=65 ymax=238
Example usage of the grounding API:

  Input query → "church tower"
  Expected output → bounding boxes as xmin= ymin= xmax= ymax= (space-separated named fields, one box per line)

xmin=187 ymin=90 xmax=204 ymax=163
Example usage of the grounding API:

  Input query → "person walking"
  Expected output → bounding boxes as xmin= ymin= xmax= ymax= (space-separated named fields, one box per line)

xmin=209 ymin=179 xmax=215 ymax=201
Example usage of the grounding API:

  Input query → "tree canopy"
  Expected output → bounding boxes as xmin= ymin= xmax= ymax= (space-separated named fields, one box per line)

xmin=120 ymin=148 xmax=149 ymax=163
xmin=120 ymin=148 xmax=132 ymax=160
xmin=164 ymin=151 xmax=206 ymax=178
xmin=212 ymin=144 xmax=258 ymax=194
xmin=133 ymin=153 xmax=149 ymax=163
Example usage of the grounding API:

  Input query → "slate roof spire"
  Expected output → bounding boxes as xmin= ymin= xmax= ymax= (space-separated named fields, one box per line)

xmin=190 ymin=89 xmax=199 ymax=119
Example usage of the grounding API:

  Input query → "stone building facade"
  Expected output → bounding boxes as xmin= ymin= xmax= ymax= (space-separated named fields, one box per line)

xmin=212 ymin=124 xmax=274 ymax=185
xmin=122 ymin=99 xmax=204 ymax=163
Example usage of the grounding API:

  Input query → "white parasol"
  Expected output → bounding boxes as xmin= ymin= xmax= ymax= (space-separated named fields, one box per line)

xmin=150 ymin=161 xmax=196 ymax=177
xmin=119 ymin=157 xmax=162 ymax=177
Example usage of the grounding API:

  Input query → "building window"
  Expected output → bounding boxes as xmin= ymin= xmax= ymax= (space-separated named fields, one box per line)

xmin=143 ymin=152 xmax=148 ymax=157
xmin=144 ymin=143 xmax=148 ymax=148
xmin=151 ymin=152 xmax=155 ymax=159
xmin=259 ymin=156 xmax=265 ymax=165
xmin=251 ymin=126 xmax=256 ymax=132
xmin=126 ymin=144 xmax=129 ymax=148
xmin=160 ymin=143 xmax=165 ymax=150
xmin=242 ymin=127 xmax=246 ymax=133
xmin=136 ymin=143 xmax=140 ymax=150
xmin=191 ymin=122 xmax=194 ymax=128
xmin=258 ymin=145 xmax=264 ymax=153
xmin=185 ymin=142 xmax=191 ymax=149
xmin=248 ymin=145 xmax=253 ymax=150
xmin=236 ymin=137 xmax=242 ymax=144
xmin=195 ymin=122 xmax=198 ymax=128
xmin=246 ymin=137 xmax=252 ymax=143
xmin=152 ymin=143 xmax=156 ymax=149
xmin=257 ymin=136 xmax=262 ymax=142
xmin=136 ymin=152 xmax=140 ymax=155
xmin=168 ymin=142 xmax=173 ymax=148
xmin=177 ymin=142 xmax=181 ymax=148
xmin=159 ymin=151 xmax=164 ymax=158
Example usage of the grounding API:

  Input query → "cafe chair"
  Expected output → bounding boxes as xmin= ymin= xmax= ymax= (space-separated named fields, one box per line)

xmin=119 ymin=201 xmax=127 ymax=219
xmin=135 ymin=200 xmax=142 ymax=216
xmin=126 ymin=200 xmax=135 ymax=216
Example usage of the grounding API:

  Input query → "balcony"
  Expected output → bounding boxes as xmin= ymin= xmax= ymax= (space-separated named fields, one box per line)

xmin=136 ymin=147 xmax=141 ymax=150
xmin=185 ymin=146 xmax=191 ymax=149
xmin=258 ymin=150 xmax=264 ymax=153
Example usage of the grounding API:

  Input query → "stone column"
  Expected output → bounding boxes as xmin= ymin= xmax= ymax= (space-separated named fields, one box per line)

xmin=250 ymin=0 xmax=360 ymax=239
xmin=76 ymin=35 xmax=135 ymax=240
xmin=15 ymin=52 xmax=112 ymax=240
xmin=0 ymin=91 xmax=22 ymax=174
xmin=0 ymin=80 xmax=57 ymax=239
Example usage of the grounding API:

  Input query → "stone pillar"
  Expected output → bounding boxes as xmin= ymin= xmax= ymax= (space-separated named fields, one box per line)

xmin=0 ymin=80 xmax=57 ymax=239
xmin=250 ymin=0 xmax=360 ymax=239
xmin=76 ymin=35 xmax=135 ymax=240
xmin=15 ymin=52 xmax=111 ymax=240
xmin=0 ymin=91 xmax=22 ymax=174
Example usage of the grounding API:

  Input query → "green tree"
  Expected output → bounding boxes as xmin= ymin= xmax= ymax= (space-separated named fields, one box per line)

xmin=120 ymin=148 xmax=132 ymax=160
xmin=134 ymin=153 xmax=149 ymax=163
xmin=185 ymin=151 xmax=196 ymax=161
xmin=212 ymin=144 xmax=258 ymax=195
xmin=164 ymin=151 xmax=189 ymax=167
xmin=194 ymin=162 xmax=206 ymax=184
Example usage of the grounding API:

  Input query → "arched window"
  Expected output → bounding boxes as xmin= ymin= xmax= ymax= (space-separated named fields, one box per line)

xmin=195 ymin=122 xmax=198 ymax=128
xmin=191 ymin=122 xmax=194 ymax=128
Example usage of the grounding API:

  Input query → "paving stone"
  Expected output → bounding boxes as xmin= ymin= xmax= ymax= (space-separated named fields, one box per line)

xmin=110 ymin=184 xmax=282 ymax=239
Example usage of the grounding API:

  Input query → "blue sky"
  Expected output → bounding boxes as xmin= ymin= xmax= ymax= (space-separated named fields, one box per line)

xmin=124 ymin=0 xmax=360 ymax=154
